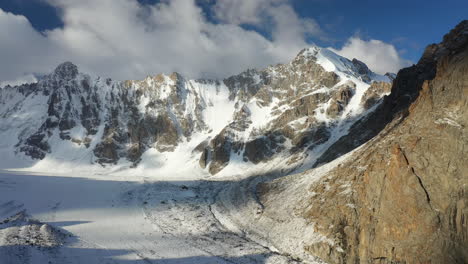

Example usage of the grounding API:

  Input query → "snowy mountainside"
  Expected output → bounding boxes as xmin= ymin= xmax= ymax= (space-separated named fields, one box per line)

xmin=0 ymin=46 xmax=392 ymax=176
xmin=249 ymin=21 xmax=468 ymax=263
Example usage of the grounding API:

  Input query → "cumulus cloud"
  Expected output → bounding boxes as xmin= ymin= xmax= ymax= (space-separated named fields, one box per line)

xmin=0 ymin=0 xmax=409 ymax=83
xmin=330 ymin=37 xmax=411 ymax=74
xmin=213 ymin=0 xmax=325 ymax=57
xmin=0 ymin=0 xmax=325 ymax=82
xmin=0 ymin=9 xmax=63 ymax=82
xmin=212 ymin=0 xmax=282 ymax=25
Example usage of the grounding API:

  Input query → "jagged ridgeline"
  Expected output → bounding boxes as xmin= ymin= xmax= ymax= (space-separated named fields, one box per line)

xmin=251 ymin=20 xmax=468 ymax=264
xmin=0 ymin=45 xmax=393 ymax=174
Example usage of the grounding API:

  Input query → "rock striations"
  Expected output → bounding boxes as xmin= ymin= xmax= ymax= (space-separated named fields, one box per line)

xmin=255 ymin=20 xmax=468 ymax=263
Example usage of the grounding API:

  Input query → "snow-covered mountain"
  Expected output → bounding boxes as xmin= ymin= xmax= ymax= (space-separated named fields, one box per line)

xmin=245 ymin=20 xmax=468 ymax=264
xmin=0 ymin=45 xmax=393 ymax=176
xmin=1 ymin=21 xmax=466 ymax=264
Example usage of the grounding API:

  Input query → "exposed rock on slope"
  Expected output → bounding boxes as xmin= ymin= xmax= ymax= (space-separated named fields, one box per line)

xmin=312 ymin=22 xmax=453 ymax=167
xmin=258 ymin=20 xmax=468 ymax=263
xmin=360 ymin=81 xmax=391 ymax=109
xmin=0 ymin=45 xmax=391 ymax=175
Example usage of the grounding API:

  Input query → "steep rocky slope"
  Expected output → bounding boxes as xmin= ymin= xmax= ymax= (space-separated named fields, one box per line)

xmin=255 ymin=20 xmax=468 ymax=263
xmin=0 ymin=45 xmax=391 ymax=176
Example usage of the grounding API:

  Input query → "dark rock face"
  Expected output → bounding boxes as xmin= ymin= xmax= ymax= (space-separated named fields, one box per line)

xmin=80 ymin=93 xmax=100 ymax=135
xmin=224 ymin=69 xmax=263 ymax=101
xmin=361 ymin=81 xmax=392 ymax=109
xmin=243 ymin=132 xmax=285 ymax=164
xmin=384 ymin=72 xmax=396 ymax=81
xmin=292 ymin=124 xmax=330 ymax=152
xmin=203 ymin=108 xmax=250 ymax=174
xmin=16 ymin=62 xmax=106 ymax=161
xmin=18 ymin=132 xmax=50 ymax=160
xmin=93 ymin=139 xmax=119 ymax=164
xmin=199 ymin=147 xmax=211 ymax=169
xmin=263 ymin=20 xmax=468 ymax=264
xmin=326 ymin=81 xmax=355 ymax=118
xmin=351 ymin=58 xmax=371 ymax=76
xmin=208 ymin=131 xmax=235 ymax=175
xmin=54 ymin=62 xmax=79 ymax=80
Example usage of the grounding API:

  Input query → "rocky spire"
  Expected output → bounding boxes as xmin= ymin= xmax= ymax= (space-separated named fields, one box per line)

xmin=351 ymin=58 xmax=371 ymax=75
xmin=53 ymin=61 xmax=79 ymax=80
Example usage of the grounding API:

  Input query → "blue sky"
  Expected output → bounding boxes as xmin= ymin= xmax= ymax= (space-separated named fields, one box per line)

xmin=0 ymin=0 xmax=466 ymax=83
xmin=294 ymin=0 xmax=468 ymax=62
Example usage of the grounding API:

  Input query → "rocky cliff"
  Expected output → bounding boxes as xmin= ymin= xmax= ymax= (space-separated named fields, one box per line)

xmin=256 ymin=20 xmax=468 ymax=263
xmin=0 ymin=45 xmax=391 ymax=175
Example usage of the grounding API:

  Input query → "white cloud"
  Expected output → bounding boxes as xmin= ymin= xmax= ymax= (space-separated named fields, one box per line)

xmin=213 ymin=0 xmax=325 ymax=55
xmin=0 ymin=0 xmax=323 ymax=82
xmin=0 ymin=0 xmax=410 ymax=83
xmin=0 ymin=9 xmax=63 ymax=82
xmin=330 ymin=37 xmax=411 ymax=74
xmin=212 ymin=0 xmax=279 ymax=25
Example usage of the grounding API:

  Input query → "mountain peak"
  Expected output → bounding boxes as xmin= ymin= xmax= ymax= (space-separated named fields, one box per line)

xmin=295 ymin=46 xmax=390 ymax=84
xmin=351 ymin=58 xmax=371 ymax=75
xmin=441 ymin=20 xmax=468 ymax=53
xmin=419 ymin=20 xmax=468 ymax=65
xmin=54 ymin=61 xmax=79 ymax=80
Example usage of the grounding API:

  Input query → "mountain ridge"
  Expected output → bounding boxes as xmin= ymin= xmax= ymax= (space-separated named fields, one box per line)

xmin=0 ymin=45 xmax=392 ymax=176
xmin=247 ymin=19 xmax=468 ymax=263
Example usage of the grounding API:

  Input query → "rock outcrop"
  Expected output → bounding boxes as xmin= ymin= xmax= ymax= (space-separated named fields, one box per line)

xmin=258 ymin=20 xmax=468 ymax=263
xmin=361 ymin=81 xmax=392 ymax=109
